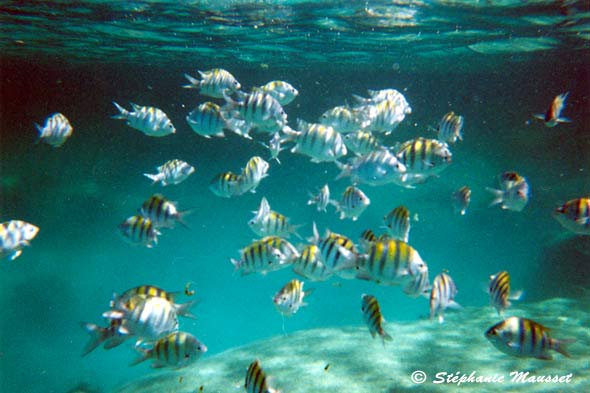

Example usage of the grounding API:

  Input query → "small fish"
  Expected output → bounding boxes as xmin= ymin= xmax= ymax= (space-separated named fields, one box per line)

xmin=253 ymin=80 xmax=298 ymax=106
xmin=485 ymin=317 xmax=574 ymax=360
xmin=81 ymin=319 xmax=128 ymax=356
xmin=353 ymin=89 xmax=412 ymax=114
xmin=403 ymin=267 xmax=430 ymax=298
xmin=436 ymin=111 xmax=464 ymax=144
xmin=284 ymin=121 xmax=347 ymax=163
xmin=361 ymin=294 xmax=392 ymax=344
xmin=183 ymin=68 xmax=241 ymax=98
xmin=0 ymin=220 xmax=39 ymax=261
xmin=312 ymin=223 xmax=358 ymax=277
xmin=112 ymin=102 xmax=175 ymax=137
xmin=111 ymin=285 xmax=196 ymax=319
xmin=140 ymin=194 xmax=188 ymax=229
xmin=383 ymin=206 xmax=410 ymax=242
xmin=487 ymin=171 xmax=529 ymax=212
xmin=223 ymin=91 xmax=287 ymax=135
xmin=186 ymin=102 xmax=227 ymax=138
xmin=238 ymin=156 xmax=270 ymax=194
xmin=429 ymin=271 xmax=460 ymax=324
xmin=396 ymin=138 xmax=452 ymax=182
xmin=35 ymin=112 xmax=73 ymax=147
xmin=184 ymin=282 xmax=195 ymax=296
xmin=118 ymin=215 xmax=160 ymax=248
xmin=553 ymin=197 xmax=590 ymax=235
xmin=335 ymin=149 xmax=406 ymax=186
xmin=130 ymin=331 xmax=207 ymax=368
xmin=488 ymin=271 xmax=523 ymax=316
xmin=359 ymin=229 xmax=378 ymax=253
xmin=324 ymin=364 xmax=330 ymax=372
xmin=230 ymin=236 xmax=297 ymax=276
xmin=533 ymin=92 xmax=571 ymax=127
xmin=360 ymin=98 xmax=409 ymax=135
xmin=452 ymin=186 xmax=471 ymax=215
xmin=307 ymin=184 xmax=330 ymax=213
xmin=248 ymin=197 xmax=300 ymax=238
xmin=320 ymin=105 xmax=364 ymax=134
xmin=343 ymin=131 xmax=383 ymax=155
xmin=144 ymin=159 xmax=195 ymax=186
xmin=245 ymin=360 xmax=280 ymax=393
xmin=292 ymin=244 xmax=332 ymax=282
xmin=332 ymin=186 xmax=370 ymax=221
xmin=259 ymin=132 xmax=285 ymax=164
xmin=273 ymin=279 xmax=312 ymax=317
xmin=209 ymin=172 xmax=243 ymax=198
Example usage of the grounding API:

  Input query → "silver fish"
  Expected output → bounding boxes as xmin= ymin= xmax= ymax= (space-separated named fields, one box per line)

xmin=139 ymin=194 xmax=188 ymax=229
xmin=273 ymin=279 xmax=311 ymax=317
xmin=336 ymin=149 xmax=406 ymax=186
xmin=248 ymin=197 xmax=300 ymax=238
xmin=118 ymin=215 xmax=160 ymax=248
xmin=112 ymin=102 xmax=175 ymax=137
xmin=35 ymin=112 xmax=73 ymax=147
xmin=238 ymin=156 xmax=270 ymax=194
xmin=553 ymin=197 xmax=590 ymax=235
xmin=209 ymin=171 xmax=243 ymax=198
xmin=0 ymin=220 xmax=39 ymax=261
xmin=307 ymin=184 xmax=330 ymax=213
xmin=285 ymin=121 xmax=347 ymax=163
xmin=130 ymin=331 xmax=207 ymax=368
xmin=487 ymin=171 xmax=529 ymax=212
xmin=383 ymin=205 xmax=410 ymax=242
xmin=333 ymin=185 xmax=371 ymax=221
xmin=253 ymin=80 xmax=298 ymax=106
xmin=488 ymin=270 xmax=523 ymax=316
xmin=186 ymin=101 xmax=227 ymax=138
xmin=144 ymin=159 xmax=195 ymax=186
xmin=452 ymin=186 xmax=471 ymax=215
xmin=361 ymin=294 xmax=392 ymax=344
xmin=245 ymin=360 xmax=280 ymax=393
xmin=436 ymin=111 xmax=464 ymax=144
xmin=292 ymin=244 xmax=332 ymax=282
xmin=429 ymin=271 xmax=460 ymax=323
xmin=183 ymin=68 xmax=241 ymax=98
xmin=223 ymin=91 xmax=287 ymax=136
xmin=396 ymin=137 xmax=452 ymax=181
xmin=320 ymin=105 xmax=364 ymax=133
xmin=343 ymin=131 xmax=383 ymax=155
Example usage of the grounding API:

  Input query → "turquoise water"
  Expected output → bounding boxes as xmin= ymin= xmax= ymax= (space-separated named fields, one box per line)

xmin=1 ymin=1 xmax=589 ymax=392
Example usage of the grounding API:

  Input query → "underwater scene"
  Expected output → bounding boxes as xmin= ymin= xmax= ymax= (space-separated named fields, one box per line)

xmin=1 ymin=1 xmax=590 ymax=392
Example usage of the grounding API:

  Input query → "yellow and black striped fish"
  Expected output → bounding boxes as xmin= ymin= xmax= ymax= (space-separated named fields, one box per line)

xmin=361 ymin=294 xmax=392 ymax=345
xmin=209 ymin=171 xmax=243 ymax=198
xmin=140 ymin=194 xmax=188 ymax=229
xmin=273 ymin=279 xmax=311 ymax=316
xmin=314 ymin=225 xmax=358 ymax=278
xmin=485 ymin=317 xmax=574 ymax=360
xmin=130 ymin=331 xmax=207 ymax=368
xmin=488 ymin=271 xmax=522 ymax=316
xmin=183 ymin=68 xmax=240 ymax=98
xmin=452 ymin=186 xmax=471 ymax=215
xmin=429 ymin=271 xmax=460 ymax=323
xmin=0 ymin=220 xmax=39 ymax=261
xmin=245 ymin=359 xmax=280 ymax=393
xmin=239 ymin=156 xmax=270 ymax=194
xmin=35 ymin=112 xmax=73 ymax=147
xmin=396 ymin=137 xmax=452 ymax=176
xmin=553 ymin=197 xmax=590 ymax=235
xmin=231 ymin=236 xmax=297 ymax=276
xmin=359 ymin=228 xmax=378 ymax=253
xmin=118 ymin=215 xmax=160 ymax=248
xmin=334 ymin=185 xmax=371 ymax=221
xmin=186 ymin=101 xmax=227 ymax=138
xmin=292 ymin=244 xmax=332 ymax=282
xmin=248 ymin=197 xmax=300 ymax=238
xmin=383 ymin=205 xmax=410 ymax=242
xmin=436 ymin=111 xmax=464 ymax=144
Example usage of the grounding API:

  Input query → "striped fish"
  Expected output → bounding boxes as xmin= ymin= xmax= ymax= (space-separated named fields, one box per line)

xmin=396 ymin=137 xmax=452 ymax=179
xmin=343 ymin=131 xmax=383 ymax=155
xmin=35 ymin=112 xmax=73 ymax=147
xmin=383 ymin=205 xmax=410 ymax=242
xmin=183 ymin=68 xmax=241 ymax=98
xmin=292 ymin=244 xmax=332 ymax=282
xmin=356 ymin=239 xmax=428 ymax=287
xmin=112 ymin=285 xmax=197 ymax=319
xmin=144 ymin=159 xmax=195 ymax=186
xmin=130 ymin=331 xmax=207 ymax=368
xmin=118 ymin=215 xmax=160 ymax=248
xmin=436 ymin=111 xmax=464 ymax=144
xmin=253 ymin=80 xmax=298 ymax=106
xmin=223 ymin=91 xmax=287 ymax=135
xmin=429 ymin=271 xmax=460 ymax=324
xmin=333 ymin=186 xmax=370 ymax=221
xmin=186 ymin=101 xmax=227 ymax=138
xmin=245 ymin=359 xmax=280 ymax=393
xmin=452 ymin=186 xmax=471 ymax=215
xmin=403 ymin=267 xmax=430 ymax=298
xmin=140 ymin=194 xmax=188 ymax=229
xmin=361 ymin=98 xmax=408 ymax=135
xmin=209 ymin=171 xmax=243 ymax=198
xmin=230 ymin=236 xmax=296 ymax=276
xmin=0 ymin=220 xmax=39 ymax=261
xmin=487 ymin=171 xmax=529 ymax=212
xmin=313 ymin=223 xmax=358 ymax=278
xmin=488 ymin=271 xmax=523 ymax=316
xmin=286 ymin=121 xmax=347 ymax=163
xmin=353 ymin=89 xmax=412 ymax=113
xmin=361 ymin=294 xmax=392 ymax=344
xmin=533 ymin=92 xmax=571 ymax=127
xmin=112 ymin=102 xmax=175 ymax=137
xmin=335 ymin=149 xmax=406 ymax=186
xmin=553 ymin=197 xmax=590 ymax=235
xmin=103 ymin=296 xmax=179 ymax=341
xmin=248 ymin=197 xmax=300 ymax=238
xmin=319 ymin=105 xmax=363 ymax=133
xmin=485 ymin=317 xmax=574 ymax=360
xmin=307 ymin=184 xmax=330 ymax=213
xmin=239 ymin=156 xmax=270 ymax=194
xmin=259 ymin=132 xmax=285 ymax=164
xmin=359 ymin=229 xmax=378 ymax=253
xmin=273 ymin=279 xmax=312 ymax=316
xmin=81 ymin=319 xmax=128 ymax=356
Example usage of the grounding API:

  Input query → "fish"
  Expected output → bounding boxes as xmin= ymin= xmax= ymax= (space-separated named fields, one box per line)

xmin=259 ymin=132 xmax=285 ymax=164
xmin=248 ymin=197 xmax=300 ymax=238
xmin=396 ymin=137 xmax=452 ymax=184
xmin=273 ymin=279 xmax=312 ymax=316
xmin=383 ymin=205 xmax=410 ymax=242
xmin=230 ymin=236 xmax=297 ymax=276
xmin=553 ymin=197 xmax=590 ymax=235
xmin=343 ymin=131 xmax=383 ymax=155
xmin=118 ymin=215 xmax=160 ymax=248
xmin=35 ymin=112 xmax=73 ymax=147
xmin=360 ymin=98 xmax=409 ymax=135
xmin=81 ymin=319 xmax=128 ymax=356
xmin=238 ymin=156 xmax=270 ymax=194
xmin=112 ymin=102 xmax=175 ymax=137
xmin=436 ymin=111 xmax=464 ymax=144
xmin=359 ymin=229 xmax=378 ymax=253
xmin=0 ymin=220 xmax=39 ymax=261
xmin=356 ymin=239 xmax=428 ymax=287
xmin=533 ymin=92 xmax=571 ymax=127
xmin=186 ymin=102 xmax=227 ymax=138
xmin=307 ymin=184 xmax=330 ymax=213
xmin=403 ymin=267 xmax=430 ymax=298
xmin=139 ymin=194 xmax=188 ymax=229
xmin=183 ymin=68 xmax=241 ymax=98
xmin=429 ymin=271 xmax=460 ymax=324
xmin=452 ymin=186 xmax=471 ymax=215
xmin=222 ymin=91 xmax=287 ymax=135
xmin=312 ymin=223 xmax=358 ymax=278
xmin=292 ymin=244 xmax=332 ymax=282
xmin=245 ymin=359 xmax=280 ymax=393
xmin=209 ymin=172 xmax=243 ymax=198
xmin=486 ymin=171 xmax=530 ymax=212
xmin=332 ymin=185 xmax=371 ymax=221
xmin=130 ymin=331 xmax=207 ymax=368
xmin=488 ymin=270 xmax=523 ymax=316
xmin=361 ymin=294 xmax=392 ymax=344
xmin=319 ymin=105 xmax=364 ymax=133
xmin=353 ymin=89 xmax=412 ymax=114
xmin=252 ymin=80 xmax=298 ymax=106
xmin=184 ymin=282 xmax=195 ymax=297
xmin=144 ymin=159 xmax=195 ymax=186
xmin=335 ymin=149 xmax=406 ymax=186
xmin=111 ymin=285 xmax=197 ymax=319
xmin=284 ymin=121 xmax=347 ymax=163
xmin=485 ymin=317 xmax=575 ymax=360
xmin=104 ymin=296 xmax=179 ymax=341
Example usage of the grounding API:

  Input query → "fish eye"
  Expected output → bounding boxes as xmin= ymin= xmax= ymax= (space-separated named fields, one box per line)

xmin=185 ymin=354 xmax=190 ymax=358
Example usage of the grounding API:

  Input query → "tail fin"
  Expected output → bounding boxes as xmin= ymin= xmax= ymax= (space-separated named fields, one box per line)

xmin=486 ymin=187 xmax=504 ymax=207
xmin=129 ymin=346 xmax=152 ymax=367
xmin=183 ymin=73 xmax=200 ymax=89
xmin=112 ymin=102 xmax=128 ymax=119
xmin=81 ymin=322 xmax=108 ymax=356
xmin=174 ymin=299 xmax=199 ymax=319
xmin=143 ymin=172 xmax=161 ymax=185
xmin=34 ymin=123 xmax=44 ymax=143
xmin=554 ymin=338 xmax=576 ymax=358
xmin=334 ymin=161 xmax=351 ymax=181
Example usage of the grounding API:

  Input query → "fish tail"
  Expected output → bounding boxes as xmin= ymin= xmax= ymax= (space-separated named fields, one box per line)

xmin=381 ymin=330 xmax=393 ymax=345
xmin=34 ymin=123 xmax=44 ymax=143
xmin=81 ymin=322 xmax=108 ymax=356
xmin=111 ymin=101 xmax=128 ymax=119
xmin=143 ymin=173 xmax=161 ymax=185
xmin=175 ymin=299 xmax=199 ymax=319
xmin=334 ymin=161 xmax=351 ymax=180
xmin=554 ymin=338 xmax=575 ymax=358
xmin=486 ymin=187 xmax=504 ymax=207
xmin=176 ymin=209 xmax=193 ymax=229
xmin=129 ymin=346 xmax=152 ymax=367
xmin=182 ymin=73 xmax=200 ymax=89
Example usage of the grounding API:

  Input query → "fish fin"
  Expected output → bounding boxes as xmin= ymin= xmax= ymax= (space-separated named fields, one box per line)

xmin=509 ymin=289 xmax=524 ymax=301
xmin=381 ymin=331 xmax=393 ymax=343
xmin=532 ymin=113 xmax=546 ymax=121
xmin=129 ymin=102 xmax=141 ymax=112
xmin=143 ymin=173 xmax=162 ymax=185
xmin=102 ymin=309 xmax=124 ymax=320
xmin=554 ymin=339 xmax=575 ymax=358
xmin=81 ymin=322 xmax=108 ymax=356
xmin=183 ymin=73 xmax=200 ymax=89
xmin=447 ymin=300 xmax=462 ymax=310
xmin=103 ymin=336 xmax=127 ymax=350
xmin=111 ymin=102 xmax=128 ymax=119
xmin=129 ymin=347 xmax=152 ymax=367
xmin=486 ymin=187 xmax=504 ymax=207
xmin=230 ymin=258 xmax=241 ymax=271
xmin=174 ymin=299 xmax=199 ymax=319
xmin=334 ymin=161 xmax=351 ymax=180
